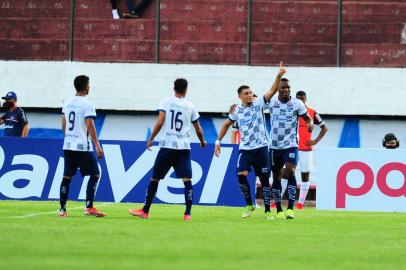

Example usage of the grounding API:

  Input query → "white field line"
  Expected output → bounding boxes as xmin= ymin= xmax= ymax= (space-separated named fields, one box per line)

xmin=6 ymin=202 xmax=113 ymax=219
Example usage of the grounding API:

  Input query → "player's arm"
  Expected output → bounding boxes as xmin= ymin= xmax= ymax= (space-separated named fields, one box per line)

xmin=306 ymin=113 xmax=328 ymax=146
xmin=214 ymin=119 xmax=234 ymax=157
xmin=86 ymin=117 xmax=103 ymax=159
xmin=61 ymin=114 xmax=66 ymax=135
xmin=192 ymin=120 xmax=207 ymax=148
xmin=264 ymin=61 xmax=286 ymax=102
xmin=0 ymin=115 xmax=5 ymax=125
xmin=147 ymin=111 xmax=165 ymax=150
xmin=21 ymin=123 xmax=30 ymax=138
xmin=308 ymin=123 xmax=328 ymax=146
xmin=301 ymin=113 xmax=314 ymax=132
xmin=18 ymin=109 xmax=29 ymax=138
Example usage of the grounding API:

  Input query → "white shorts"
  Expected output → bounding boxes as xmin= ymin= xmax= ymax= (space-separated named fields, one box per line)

xmin=298 ymin=151 xmax=314 ymax=173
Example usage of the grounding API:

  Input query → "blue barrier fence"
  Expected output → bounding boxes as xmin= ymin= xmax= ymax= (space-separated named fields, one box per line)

xmin=0 ymin=137 xmax=255 ymax=207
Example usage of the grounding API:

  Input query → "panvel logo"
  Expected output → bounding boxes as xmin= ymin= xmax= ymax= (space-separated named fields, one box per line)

xmin=336 ymin=161 xmax=406 ymax=208
xmin=0 ymin=140 xmax=237 ymax=205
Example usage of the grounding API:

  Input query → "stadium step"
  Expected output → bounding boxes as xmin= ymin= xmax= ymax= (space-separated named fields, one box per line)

xmin=251 ymin=22 xmax=337 ymax=43
xmin=343 ymin=1 xmax=406 ymax=23
xmin=160 ymin=0 xmax=248 ymax=20
xmin=252 ymin=0 xmax=338 ymax=23
xmin=0 ymin=18 xmax=69 ymax=40
xmin=160 ymin=20 xmax=246 ymax=43
xmin=341 ymin=44 xmax=406 ymax=67
xmin=159 ymin=41 xmax=246 ymax=65
xmin=0 ymin=38 xmax=69 ymax=60
xmin=0 ymin=0 xmax=70 ymax=19
xmin=342 ymin=23 xmax=404 ymax=44
xmin=74 ymin=19 xmax=156 ymax=40
xmin=250 ymin=43 xmax=337 ymax=66
xmin=73 ymin=39 xmax=156 ymax=62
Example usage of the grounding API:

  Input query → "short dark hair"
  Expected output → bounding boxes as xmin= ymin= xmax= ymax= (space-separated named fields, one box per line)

xmin=74 ymin=75 xmax=89 ymax=92
xmin=174 ymin=78 xmax=188 ymax=94
xmin=281 ymin=78 xmax=289 ymax=82
xmin=296 ymin=90 xmax=306 ymax=97
xmin=237 ymin=85 xmax=250 ymax=94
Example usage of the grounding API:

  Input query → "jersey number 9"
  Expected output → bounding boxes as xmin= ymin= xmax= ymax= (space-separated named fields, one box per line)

xmin=68 ymin=111 xmax=75 ymax=131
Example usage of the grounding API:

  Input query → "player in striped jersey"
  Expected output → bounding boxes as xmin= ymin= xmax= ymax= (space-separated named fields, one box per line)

xmin=215 ymin=62 xmax=286 ymax=220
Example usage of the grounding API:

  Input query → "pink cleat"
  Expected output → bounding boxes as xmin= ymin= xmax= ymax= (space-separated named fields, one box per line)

xmin=59 ymin=210 xmax=67 ymax=217
xmin=184 ymin=214 xmax=192 ymax=221
xmin=296 ymin=203 xmax=304 ymax=210
xmin=84 ymin=207 xmax=106 ymax=217
xmin=128 ymin=209 xmax=149 ymax=219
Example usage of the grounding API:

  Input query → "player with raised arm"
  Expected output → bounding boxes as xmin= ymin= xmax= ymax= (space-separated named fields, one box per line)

xmin=214 ymin=63 xmax=286 ymax=220
xmin=59 ymin=75 xmax=105 ymax=218
xmin=129 ymin=78 xmax=206 ymax=221
xmin=267 ymin=79 xmax=313 ymax=219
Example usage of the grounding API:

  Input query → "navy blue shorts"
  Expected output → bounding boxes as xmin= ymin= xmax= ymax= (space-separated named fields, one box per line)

xmin=270 ymin=147 xmax=299 ymax=172
xmin=63 ymin=150 xmax=100 ymax=177
xmin=237 ymin=146 xmax=270 ymax=177
xmin=152 ymin=148 xmax=192 ymax=180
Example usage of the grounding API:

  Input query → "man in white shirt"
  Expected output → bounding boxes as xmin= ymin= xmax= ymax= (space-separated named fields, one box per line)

xmin=129 ymin=78 xmax=206 ymax=221
xmin=59 ymin=75 xmax=105 ymax=218
xmin=214 ymin=62 xmax=286 ymax=220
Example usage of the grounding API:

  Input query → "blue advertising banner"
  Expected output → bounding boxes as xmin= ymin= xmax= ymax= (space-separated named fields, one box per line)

xmin=0 ymin=137 xmax=257 ymax=207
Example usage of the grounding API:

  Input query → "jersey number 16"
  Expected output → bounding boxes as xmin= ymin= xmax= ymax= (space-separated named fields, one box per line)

xmin=170 ymin=110 xmax=183 ymax=131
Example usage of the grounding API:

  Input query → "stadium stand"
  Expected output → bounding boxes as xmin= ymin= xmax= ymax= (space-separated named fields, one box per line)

xmin=0 ymin=0 xmax=405 ymax=66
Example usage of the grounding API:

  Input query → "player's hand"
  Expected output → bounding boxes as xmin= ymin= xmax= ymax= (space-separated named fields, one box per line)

xmin=96 ymin=145 xmax=104 ymax=159
xmin=278 ymin=61 xmax=286 ymax=77
xmin=307 ymin=122 xmax=314 ymax=132
xmin=228 ymin=104 xmax=237 ymax=114
xmin=146 ymin=139 xmax=153 ymax=151
xmin=214 ymin=144 xmax=221 ymax=157
xmin=305 ymin=139 xmax=317 ymax=146
xmin=200 ymin=140 xmax=207 ymax=148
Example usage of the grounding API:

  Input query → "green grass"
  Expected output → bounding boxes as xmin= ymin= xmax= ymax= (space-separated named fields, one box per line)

xmin=1 ymin=200 xmax=406 ymax=270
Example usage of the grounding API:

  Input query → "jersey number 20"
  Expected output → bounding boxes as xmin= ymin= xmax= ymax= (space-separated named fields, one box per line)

xmin=170 ymin=110 xmax=183 ymax=131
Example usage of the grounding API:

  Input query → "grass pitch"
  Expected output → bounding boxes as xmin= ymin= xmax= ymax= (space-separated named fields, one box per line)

xmin=0 ymin=200 xmax=406 ymax=270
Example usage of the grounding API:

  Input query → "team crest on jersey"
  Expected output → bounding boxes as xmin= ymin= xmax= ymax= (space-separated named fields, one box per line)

xmin=289 ymin=153 xmax=296 ymax=159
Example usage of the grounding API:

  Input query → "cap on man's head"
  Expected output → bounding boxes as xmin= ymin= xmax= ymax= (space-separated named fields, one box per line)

xmin=2 ymin=91 xmax=17 ymax=100
xmin=384 ymin=133 xmax=397 ymax=142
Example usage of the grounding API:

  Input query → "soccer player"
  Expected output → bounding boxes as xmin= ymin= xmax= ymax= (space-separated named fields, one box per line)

xmin=59 ymin=75 xmax=106 ymax=218
xmin=129 ymin=78 xmax=206 ymax=221
xmin=230 ymin=94 xmax=258 ymax=144
xmin=294 ymin=91 xmax=327 ymax=209
xmin=0 ymin=91 xmax=30 ymax=137
xmin=214 ymin=62 xmax=286 ymax=220
xmin=267 ymin=79 xmax=313 ymax=219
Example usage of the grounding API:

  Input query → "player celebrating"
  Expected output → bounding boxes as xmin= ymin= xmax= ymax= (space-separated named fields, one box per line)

xmin=129 ymin=78 xmax=206 ymax=221
xmin=59 ymin=75 xmax=105 ymax=217
xmin=268 ymin=79 xmax=312 ymax=219
xmin=214 ymin=62 xmax=286 ymax=220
